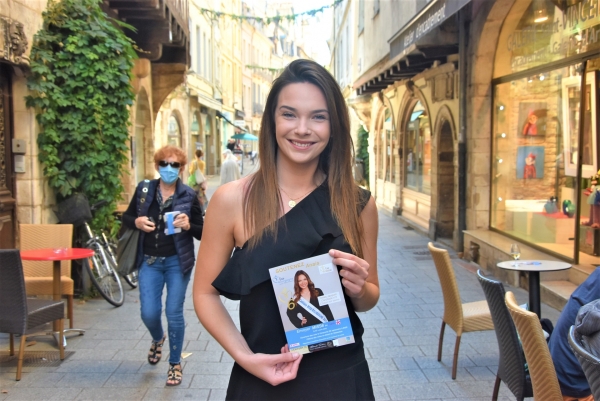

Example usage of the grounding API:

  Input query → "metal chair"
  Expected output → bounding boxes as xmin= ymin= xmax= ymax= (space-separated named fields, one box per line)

xmin=0 ymin=249 xmax=65 ymax=381
xmin=20 ymin=224 xmax=74 ymax=328
xmin=477 ymin=270 xmax=533 ymax=401
xmin=568 ymin=325 xmax=600 ymax=400
xmin=505 ymin=291 xmax=562 ymax=401
xmin=427 ymin=242 xmax=494 ymax=379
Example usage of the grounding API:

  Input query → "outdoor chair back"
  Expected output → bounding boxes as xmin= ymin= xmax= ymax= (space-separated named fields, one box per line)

xmin=568 ymin=325 xmax=600 ymax=400
xmin=0 ymin=249 xmax=64 ymax=380
xmin=505 ymin=291 xmax=562 ymax=401
xmin=427 ymin=242 xmax=493 ymax=379
xmin=477 ymin=270 xmax=532 ymax=401
xmin=20 ymin=224 xmax=74 ymax=328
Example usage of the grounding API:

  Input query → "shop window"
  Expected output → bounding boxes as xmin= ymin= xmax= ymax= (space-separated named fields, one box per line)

xmin=168 ymin=114 xmax=181 ymax=147
xmin=491 ymin=63 xmax=598 ymax=258
xmin=404 ymin=101 xmax=431 ymax=195
xmin=376 ymin=108 xmax=395 ymax=183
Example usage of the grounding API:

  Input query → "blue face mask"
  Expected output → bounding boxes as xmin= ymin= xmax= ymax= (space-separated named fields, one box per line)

xmin=159 ymin=165 xmax=179 ymax=184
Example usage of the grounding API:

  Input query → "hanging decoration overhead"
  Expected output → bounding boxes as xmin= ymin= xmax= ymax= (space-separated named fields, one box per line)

xmin=199 ymin=0 xmax=342 ymax=25
xmin=245 ymin=65 xmax=284 ymax=74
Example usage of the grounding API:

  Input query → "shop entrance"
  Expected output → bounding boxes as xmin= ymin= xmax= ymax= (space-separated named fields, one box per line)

xmin=436 ymin=119 xmax=455 ymax=239
xmin=0 ymin=64 xmax=16 ymax=249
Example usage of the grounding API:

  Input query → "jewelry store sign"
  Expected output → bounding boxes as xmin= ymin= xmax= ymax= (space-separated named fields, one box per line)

xmin=389 ymin=0 xmax=470 ymax=59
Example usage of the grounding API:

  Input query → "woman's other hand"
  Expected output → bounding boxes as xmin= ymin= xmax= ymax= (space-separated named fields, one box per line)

xmin=329 ymin=249 xmax=369 ymax=299
xmin=237 ymin=345 xmax=302 ymax=386
xmin=173 ymin=213 xmax=191 ymax=231
xmin=135 ymin=216 xmax=156 ymax=233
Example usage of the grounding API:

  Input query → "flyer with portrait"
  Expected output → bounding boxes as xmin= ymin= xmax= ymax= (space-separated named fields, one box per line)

xmin=268 ymin=253 xmax=355 ymax=354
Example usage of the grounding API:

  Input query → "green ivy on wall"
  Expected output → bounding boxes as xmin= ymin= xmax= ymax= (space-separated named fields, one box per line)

xmin=357 ymin=125 xmax=370 ymax=188
xmin=26 ymin=0 xmax=136 ymax=232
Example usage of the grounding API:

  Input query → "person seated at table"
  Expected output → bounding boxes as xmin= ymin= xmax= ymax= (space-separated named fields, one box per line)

xmin=575 ymin=299 xmax=600 ymax=359
xmin=549 ymin=267 xmax=600 ymax=401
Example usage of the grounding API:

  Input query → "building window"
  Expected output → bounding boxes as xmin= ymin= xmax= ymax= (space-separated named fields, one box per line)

xmin=404 ymin=101 xmax=430 ymax=194
xmin=358 ymin=0 xmax=364 ymax=34
xmin=196 ymin=26 xmax=201 ymax=75
xmin=168 ymin=114 xmax=181 ymax=147
xmin=491 ymin=64 xmax=591 ymax=258
xmin=373 ymin=0 xmax=380 ymax=17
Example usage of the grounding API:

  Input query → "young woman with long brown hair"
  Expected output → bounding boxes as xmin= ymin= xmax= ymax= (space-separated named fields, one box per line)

xmin=193 ymin=59 xmax=379 ymax=400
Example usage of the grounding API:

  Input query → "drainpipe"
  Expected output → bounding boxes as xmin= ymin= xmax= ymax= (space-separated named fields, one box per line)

xmin=457 ymin=4 xmax=470 ymax=252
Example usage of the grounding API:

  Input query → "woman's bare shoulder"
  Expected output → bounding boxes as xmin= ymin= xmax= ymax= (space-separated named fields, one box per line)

xmin=208 ymin=176 xmax=254 ymax=213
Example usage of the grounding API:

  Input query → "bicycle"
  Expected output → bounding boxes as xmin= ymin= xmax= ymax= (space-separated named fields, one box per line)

xmin=77 ymin=200 xmax=125 ymax=306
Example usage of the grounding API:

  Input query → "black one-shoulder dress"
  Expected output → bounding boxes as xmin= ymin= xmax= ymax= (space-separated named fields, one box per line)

xmin=212 ymin=182 xmax=375 ymax=401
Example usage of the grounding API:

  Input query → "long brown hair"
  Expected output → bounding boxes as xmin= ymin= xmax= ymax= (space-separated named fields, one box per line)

xmin=293 ymin=270 xmax=319 ymax=302
xmin=244 ymin=59 xmax=364 ymax=257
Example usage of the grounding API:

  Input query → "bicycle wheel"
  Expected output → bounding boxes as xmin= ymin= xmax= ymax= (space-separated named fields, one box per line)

xmin=108 ymin=242 xmax=138 ymax=289
xmin=85 ymin=242 xmax=124 ymax=306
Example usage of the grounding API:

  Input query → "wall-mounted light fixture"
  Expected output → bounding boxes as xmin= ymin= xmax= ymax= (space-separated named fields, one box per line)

xmin=534 ymin=0 xmax=548 ymax=23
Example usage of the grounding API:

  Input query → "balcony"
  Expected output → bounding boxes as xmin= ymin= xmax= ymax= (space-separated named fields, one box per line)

xmin=103 ymin=0 xmax=189 ymax=65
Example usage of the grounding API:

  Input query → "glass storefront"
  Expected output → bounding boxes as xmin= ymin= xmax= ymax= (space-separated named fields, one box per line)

xmin=492 ymin=0 xmax=600 ymax=262
xmin=405 ymin=101 xmax=431 ymax=195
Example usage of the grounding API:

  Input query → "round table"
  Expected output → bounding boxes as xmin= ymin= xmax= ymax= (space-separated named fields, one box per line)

xmin=20 ymin=248 xmax=95 ymax=344
xmin=497 ymin=260 xmax=571 ymax=318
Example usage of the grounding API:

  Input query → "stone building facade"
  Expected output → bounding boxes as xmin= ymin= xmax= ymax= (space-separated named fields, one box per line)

xmin=339 ymin=0 xmax=600 ymax=305
xmin=0 ymin=0 xmax=189 ymax=248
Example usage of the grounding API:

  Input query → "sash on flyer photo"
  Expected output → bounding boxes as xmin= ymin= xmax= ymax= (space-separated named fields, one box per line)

xmin=298 ymin=297 xmax=328 ymax=323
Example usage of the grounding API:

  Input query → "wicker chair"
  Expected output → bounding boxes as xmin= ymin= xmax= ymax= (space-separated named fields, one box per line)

xmin=20 ymin=224 xmax=74 ymax=328
xmin=427 ymin=242 xmax=494 ymax=379
xmin=505 ymin=291 xmax=562 ymax=401
xmin=477 ymin=270 xmax=533 ymax=401
xmin=568 ymin=325 xmax=600 ymax=400
xmin=0 ymin=249 xmax=64 ymax=381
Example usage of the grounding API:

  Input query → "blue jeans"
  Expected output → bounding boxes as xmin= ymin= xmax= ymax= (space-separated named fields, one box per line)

xmin=138 ymin=255 xmax=191 ymax=364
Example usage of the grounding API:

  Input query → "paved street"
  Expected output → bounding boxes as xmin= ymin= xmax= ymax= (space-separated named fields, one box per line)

xmin=0 ymin=169 xmax=560 ymax=400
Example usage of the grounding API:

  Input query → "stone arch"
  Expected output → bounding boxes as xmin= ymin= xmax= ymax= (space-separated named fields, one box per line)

xmin=397 ymin=84 xmax=433 ymax=191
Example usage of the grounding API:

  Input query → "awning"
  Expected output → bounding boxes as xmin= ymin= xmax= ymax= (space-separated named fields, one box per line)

xmin=354 ymin=0 xmax=470 ymax=96
xmin=388 ymin=0 xmax=471 ymax=59
xmin=217 ymin=111 xmax=249 ymax=133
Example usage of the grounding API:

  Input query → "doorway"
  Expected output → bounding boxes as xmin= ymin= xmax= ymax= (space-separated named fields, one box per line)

xmin=436 ymin=119 xmax=455 ymax=239
xmin=0 ymin=64 xmax=16 ymax=248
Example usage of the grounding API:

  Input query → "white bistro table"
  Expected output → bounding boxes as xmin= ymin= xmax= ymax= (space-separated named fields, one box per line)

xmin=497 ymin=260 xmax=571 ymax=318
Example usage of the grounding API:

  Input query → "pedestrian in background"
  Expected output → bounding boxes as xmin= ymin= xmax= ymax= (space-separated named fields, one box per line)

xmin=220 ymin=149 xmax=241 ymax=186
xmin=122 ymin=145 xmax=204 ymax=387
xmin=188 ymin=149 xmax=208 ymax=209
xmin=193 ymin=59 xmax=379 ymax=400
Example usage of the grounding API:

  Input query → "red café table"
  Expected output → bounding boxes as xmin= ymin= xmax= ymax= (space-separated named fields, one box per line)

xmin=20 ymin=248 xmax=95 ymax=344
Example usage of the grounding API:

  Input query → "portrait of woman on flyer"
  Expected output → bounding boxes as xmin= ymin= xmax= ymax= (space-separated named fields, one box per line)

xmin=286 ymin=270 xmax=334 ymax=328
xmin=193 ymin=59 xmax=379 ymax=400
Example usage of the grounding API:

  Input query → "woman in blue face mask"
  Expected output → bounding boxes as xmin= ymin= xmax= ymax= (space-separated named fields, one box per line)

xmin=121 ymin=145 xmax=204 ymax=386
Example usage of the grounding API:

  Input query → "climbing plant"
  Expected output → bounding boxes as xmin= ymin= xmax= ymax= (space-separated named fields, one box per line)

xmin=26 ymin=0 xmax=136 ymax=232
xmin=357 ymin=125 xmax=370 ymax=188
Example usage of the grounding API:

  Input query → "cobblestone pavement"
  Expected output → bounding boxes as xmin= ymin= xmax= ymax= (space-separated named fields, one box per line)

xmin=0 ymin=173 xmax=558 ymax=400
